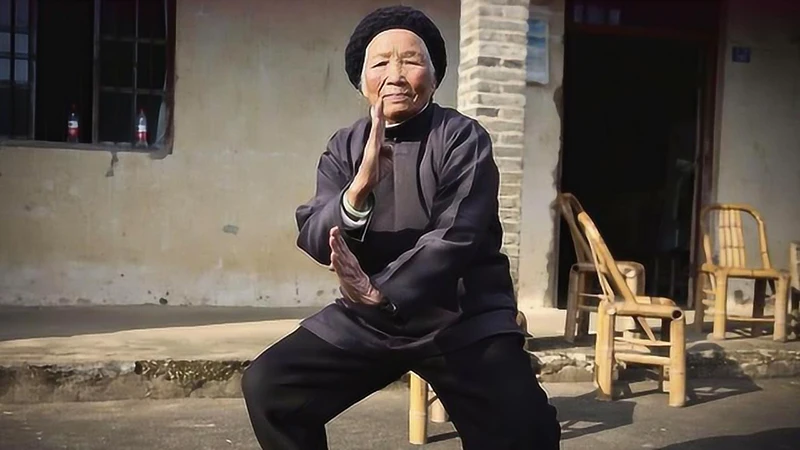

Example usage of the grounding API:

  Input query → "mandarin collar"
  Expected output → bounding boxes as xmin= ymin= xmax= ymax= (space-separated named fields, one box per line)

xmin=382 ymin=102 xmax=434 ymax=142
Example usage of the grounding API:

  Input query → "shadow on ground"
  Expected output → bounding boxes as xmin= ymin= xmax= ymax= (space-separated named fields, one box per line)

xmin=0 ymin=305 xmax=320 ymax=341
xmin=550 ymin=390 xmax=635 ymax=440
xmin=658 ymin=427 xmax=800 ymax=449
xmin=418 ymin=390 xmax=636 ymax=444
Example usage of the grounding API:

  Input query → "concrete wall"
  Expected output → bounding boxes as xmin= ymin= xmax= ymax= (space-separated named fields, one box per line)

xmin=0 ymin=0 xmax=460 ymax=307
xmin=518 ymin=0 xmax=565 ymax=310
xmin=714 ymin=0 xmax=800 ymax=306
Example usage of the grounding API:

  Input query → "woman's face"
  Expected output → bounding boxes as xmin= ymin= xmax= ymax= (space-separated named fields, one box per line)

xmin=361 ymin=29 xmax=436 ymax=124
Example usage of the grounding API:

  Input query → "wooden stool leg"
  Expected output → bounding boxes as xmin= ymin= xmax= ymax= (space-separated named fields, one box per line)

xmin=429 ymin=388 xmax=448 ymax=423
xmin=564 ymin=268 xmax=579 ymax=343
xmin=774 ymin=276 xmax=789 ymax=342
xmin=752 ymin=279 xmax=767 ymax=337
xmin=409 ymin=373 xmax=428 ymax=445
xmin=668 ymin=316 xmax=687 ymax=407
xmin=712 ymin=273 xmax=728 ymax=340
xmin=595 ymin=302 xmax=614 ymax=401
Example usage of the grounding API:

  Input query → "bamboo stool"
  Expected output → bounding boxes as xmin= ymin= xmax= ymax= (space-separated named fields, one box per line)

xmin=693 ymin=204 xmax=789 ymax=341
xmin=578 ymin=211 xmax=687 ymax=407
xmin=407 ymin=311 xmax=528 ymax=445
xmin=408 ymin=373 xmax=448 ymax=445
xmin=558 ymin=193 xmax=646 ymax=342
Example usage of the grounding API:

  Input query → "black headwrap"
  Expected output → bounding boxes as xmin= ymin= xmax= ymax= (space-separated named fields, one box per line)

xmin=344 ymin=5 xmax=447 ymax=90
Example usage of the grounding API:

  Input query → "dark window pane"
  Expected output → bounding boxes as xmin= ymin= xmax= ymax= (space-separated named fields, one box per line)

xmin=0 ymin=57 xmax=8 ymax=80
xmin=14 ymin=0 xmax=27 ymax=28
xmin=100 ymin=0 xmax=135 ymax=37
xmin=0 ymin=0 xmax=9 ymax=27
xmin=136 ymin=93 xmax=163 ymax=145
xmin=13 ymin=57 xmax=25 ymax=83
xmin=0 ymin=32 xmax=8 ymax=52
xmin=98 ymin=91 xmax=132 ymax=143
xmin=137 ymin=43 xmax=165 ymax=89
xmin=12 ymin=85 xmax=28 ymax=136
xmin=0 ymin=87 xmax=9 ymax=136
xmin=33 ymin=0 xmax=94 ymax=142
xmin=14 ymin=31 xmax=26 ymax=55
xmin=100 ymin=40 xmax=133 ymax=87
xmin=139 ymin=0 xmax=166 ymax=39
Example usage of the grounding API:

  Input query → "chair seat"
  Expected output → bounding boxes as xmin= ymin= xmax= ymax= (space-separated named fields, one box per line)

xmin=571 ymin=261 xmax=644 ymax=278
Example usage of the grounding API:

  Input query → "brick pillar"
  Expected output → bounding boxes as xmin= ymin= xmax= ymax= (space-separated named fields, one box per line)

xmin=458 ymin=0 xmax=529 ymax=290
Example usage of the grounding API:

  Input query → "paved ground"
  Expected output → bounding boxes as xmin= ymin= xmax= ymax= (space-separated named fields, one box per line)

xmin=0 ymin=305 xmax=320 ymax=341
xmin=0 ymin=305 xmax=713 ymax=366
xmin=2 ymin=379 xmax=799 ymax=450
xmin=0 ymin=306 xmax=566 ymax=365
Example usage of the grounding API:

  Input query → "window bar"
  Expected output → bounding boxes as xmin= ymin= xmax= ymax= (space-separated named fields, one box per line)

xmin=132 ymin=0 xmax=139 ymax=145
xmin=28 ymin=0 xmax=37 ymax=139
xmin=92 ymin=0 xmax=101 ymax=143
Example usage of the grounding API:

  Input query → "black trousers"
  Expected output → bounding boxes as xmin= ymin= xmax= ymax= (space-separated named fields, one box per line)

xmin=241 ymin=328 xmax=561 ymax=450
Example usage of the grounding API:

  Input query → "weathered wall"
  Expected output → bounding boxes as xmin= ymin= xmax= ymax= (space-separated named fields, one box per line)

xmin=518 ymin=0 xmax=565 ymax=310
xmin=0 ymin=0 xmax=460 ymax=306
xmin=714 ymin=0 xmax=800 ymax=307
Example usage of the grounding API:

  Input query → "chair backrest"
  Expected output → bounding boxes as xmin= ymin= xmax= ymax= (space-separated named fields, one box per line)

xmin=699 ymin=204 xmax=772 ymax=269
xmin=557 ymin=193 xmax=593 ymax=264
xmin=791 ymin=241 xmax=800 ymax=291
xmin=577 ymin=211 xmax=655 ymax=340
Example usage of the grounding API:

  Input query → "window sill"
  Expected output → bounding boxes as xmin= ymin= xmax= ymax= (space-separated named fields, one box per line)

xmin=0 ymin=140 xmax=172 ymax=159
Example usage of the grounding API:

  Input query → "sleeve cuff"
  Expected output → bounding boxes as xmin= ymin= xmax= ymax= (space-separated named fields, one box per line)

xmin=340 ymin=188 xmax=373 ymax=231
xmin=341 ymin=206 xmax=369 ymax=229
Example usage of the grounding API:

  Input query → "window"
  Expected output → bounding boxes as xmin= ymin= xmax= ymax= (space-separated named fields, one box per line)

xmin=0 ymin=0 xmax=175 ymax=151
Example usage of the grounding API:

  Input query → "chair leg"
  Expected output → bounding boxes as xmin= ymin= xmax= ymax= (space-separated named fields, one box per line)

xmin=752 ymin=279 xmax=767 ymax=337
xmin=693 ymin=272 xmax=706 ymax=333
xmin=668 ymin=317 xmax=687 ymax=407
xmin=659 ymin=319 xmax=671 ymax=393
xmin=409 ymin=373 xmax=428 ymax=445
xmin=576 ymin=272 xmax=591 ymax=340
xmin=774 ymin=276 xmax=789 ymax=342
xmin=595 ymin=302 xmax=615 ymax=402
xmin=791 ymin=288 xmax=800 ymax=339
xmin=564 ymin=269 xmax=579 ymax=343
xmin=712 ymin=273 xmax=728 ymax=340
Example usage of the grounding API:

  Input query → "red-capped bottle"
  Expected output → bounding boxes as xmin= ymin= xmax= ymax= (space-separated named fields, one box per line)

xmin=67 ymin=104 xmax=79 ymax=143
xmin=136 ymin=109 xmax=148 ymax=147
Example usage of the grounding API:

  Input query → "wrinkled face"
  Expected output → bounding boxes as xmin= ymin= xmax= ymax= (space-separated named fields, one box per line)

xmin=361 ymin=29 xmax=436 ymax=124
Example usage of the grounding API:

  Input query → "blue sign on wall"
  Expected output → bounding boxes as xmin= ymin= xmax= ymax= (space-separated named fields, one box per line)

xmin=732 ymin=46 xmax=751 ymax=63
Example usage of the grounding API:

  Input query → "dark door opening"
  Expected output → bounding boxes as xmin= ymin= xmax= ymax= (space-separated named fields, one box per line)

xmin=556 ymin=0 xmax=720 ymax=308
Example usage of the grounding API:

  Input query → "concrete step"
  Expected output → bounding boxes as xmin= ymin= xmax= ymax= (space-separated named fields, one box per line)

xmin=2 ymin=335 xmax=799 ymax=404
xmin=1 ymin=306 xmax=798 ymax=404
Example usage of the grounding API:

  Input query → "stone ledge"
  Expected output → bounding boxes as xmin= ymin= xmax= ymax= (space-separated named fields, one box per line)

xmin=1 ymin=344 xmax=798 ymax=404
xmin=529 ymin=341 xmax=800 ymax=383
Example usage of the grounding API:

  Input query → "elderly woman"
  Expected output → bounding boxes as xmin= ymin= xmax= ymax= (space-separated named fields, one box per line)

xmin=242 ymin=6 xmax=560 ymax=449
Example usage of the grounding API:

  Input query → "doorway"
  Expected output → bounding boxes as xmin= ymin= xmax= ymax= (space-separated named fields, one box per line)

xmin=556 ymin=0 xmax=721 ymax=308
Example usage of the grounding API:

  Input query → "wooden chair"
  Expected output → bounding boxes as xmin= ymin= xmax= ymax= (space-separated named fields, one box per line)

xmin=790 ymin=241 xmax=799 ymax=337
xmin=693 ymin=204 xmax=789 ymax=341
xmin=407 ymin=311 xmax=527 ymax=444
xmin=577 ymin=211 xmax=687 ymax=407
xmin=558 ymin=193 xmax=646 ymax=342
